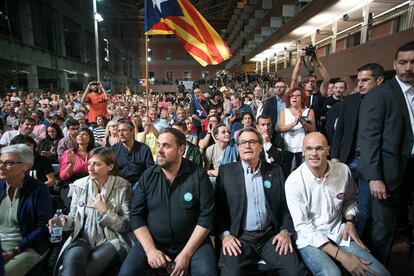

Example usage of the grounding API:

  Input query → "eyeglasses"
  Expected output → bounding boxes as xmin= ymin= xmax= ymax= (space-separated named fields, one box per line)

xmin=238 ymin=140 xmax=260 ymax=147
xmin=0 ymin=160 xmax=24 ymax=168
xmin=303 ymin=146 xmax=327 ymax=153
xmin=290 ymin=94 xmax=302 ymax=98
xmin=355 ymin=78 xmax=376 ymax=84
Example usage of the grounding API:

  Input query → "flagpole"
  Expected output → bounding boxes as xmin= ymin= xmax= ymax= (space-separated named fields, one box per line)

xmin=145 ymin=35 xmax=149 ymax=116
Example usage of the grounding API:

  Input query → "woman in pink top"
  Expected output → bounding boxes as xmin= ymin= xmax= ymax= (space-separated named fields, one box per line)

xmin=60 ymin=127 xmax=95 ymax=182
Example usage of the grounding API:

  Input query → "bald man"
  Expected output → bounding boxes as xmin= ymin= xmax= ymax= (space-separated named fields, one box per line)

xmin=285 ymin=133 xmax=389 ymax=276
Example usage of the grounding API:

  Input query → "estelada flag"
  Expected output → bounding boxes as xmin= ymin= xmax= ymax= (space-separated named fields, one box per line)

xmin=145 ymin=0 xmax=232 ymax=67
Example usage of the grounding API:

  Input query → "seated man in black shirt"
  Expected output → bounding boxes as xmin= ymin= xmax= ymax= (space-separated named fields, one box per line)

xmin=119 ymin=128 xmax=216 ymax=276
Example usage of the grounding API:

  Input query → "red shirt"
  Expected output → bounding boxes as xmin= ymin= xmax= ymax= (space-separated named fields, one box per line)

xmin=84 ymin=92 xmax=108 ymax=123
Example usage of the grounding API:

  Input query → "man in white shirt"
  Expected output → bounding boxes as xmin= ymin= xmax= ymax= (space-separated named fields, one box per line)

xmin=285 ymin=132 xmax=389 ymax=276
xmin=0 ymin=117 xmax=40 ymax=146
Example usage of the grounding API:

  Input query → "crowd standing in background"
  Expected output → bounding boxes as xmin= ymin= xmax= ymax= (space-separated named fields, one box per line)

xmin=0 ymin=41 xmax=413 ymax=275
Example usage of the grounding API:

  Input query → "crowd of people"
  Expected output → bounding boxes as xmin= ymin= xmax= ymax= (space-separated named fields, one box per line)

xmin=0 ymin=40 xmax=413 ymax=276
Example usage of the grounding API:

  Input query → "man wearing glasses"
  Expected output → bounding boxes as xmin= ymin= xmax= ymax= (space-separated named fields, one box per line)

xmin=331 ymin=63 xmax=384 ymax=237
xmin=285 ymin=132 xmax=389 ymax=276
xmin=216 ymin=127 xmax=306 ymax=275
xmin=262 ymin=80 xmax=287 ymax=131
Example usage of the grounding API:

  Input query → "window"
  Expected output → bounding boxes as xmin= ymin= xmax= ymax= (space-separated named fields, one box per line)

xmin=183 ymin=71 xmax=191 ymax=81
xmin=165 ymin=49 xmax=172 ymax=60
xmin=149 ymin=71 xmax=155 ymax=84
xmin=165 ymin=71 xmax=174 ymax=81
xmin=201 ymin=71 xmax=209 ymax=79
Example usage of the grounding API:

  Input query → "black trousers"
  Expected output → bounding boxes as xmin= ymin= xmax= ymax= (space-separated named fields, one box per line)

xmin=218 ymin=227 xmax=306 ymax=276
xmin=370 ymin=157 xmax=414 ymax=265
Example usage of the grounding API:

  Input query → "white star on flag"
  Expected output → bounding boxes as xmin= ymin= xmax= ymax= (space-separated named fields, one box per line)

xmin=152 ymin=0 xmax=169 ymax=13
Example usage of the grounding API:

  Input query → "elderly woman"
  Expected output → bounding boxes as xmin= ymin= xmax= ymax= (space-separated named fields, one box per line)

xmin=0 ymin=144 xmax=52 ymax=275
xmin=102 ymin=121 xmax=119 ymax=147
xmin=52 ymin=147 xmax=132 ymax=276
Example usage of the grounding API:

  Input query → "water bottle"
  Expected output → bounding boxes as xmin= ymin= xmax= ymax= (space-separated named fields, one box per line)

xmin=50 ymin=209 xmax=63 ymax=243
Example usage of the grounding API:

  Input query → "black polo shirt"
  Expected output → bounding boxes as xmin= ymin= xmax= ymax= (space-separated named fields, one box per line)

xmin=130 ymin=158 xmax=214 ymax=248
xmin=112 ymin=141 xmax=154 ymax=185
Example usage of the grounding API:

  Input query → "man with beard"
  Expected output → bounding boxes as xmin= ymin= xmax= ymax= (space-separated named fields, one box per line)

xmin=81 ymin=81 xmax=109 ymax=126
xmin=119 ymin=128 xmax=216 ymax=276
xmin=262 ymin=80 xmax=287 ymax=131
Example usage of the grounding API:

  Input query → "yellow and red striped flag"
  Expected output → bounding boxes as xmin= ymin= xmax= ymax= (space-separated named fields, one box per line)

xmin=145 ymin=0 xmax=232 ymax=66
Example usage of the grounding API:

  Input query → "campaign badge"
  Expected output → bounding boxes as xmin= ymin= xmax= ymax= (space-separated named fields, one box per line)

xmin=336 ymin=192 xmax=344 ymax=200
xmin=184 ymin=192 xmax=193 ymax=202
xmin=263 ymin=180 xmax=272 ymax=189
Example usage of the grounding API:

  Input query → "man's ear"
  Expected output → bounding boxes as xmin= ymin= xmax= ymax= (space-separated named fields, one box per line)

xmin=377 ymin=76 xmax=385 ymax=85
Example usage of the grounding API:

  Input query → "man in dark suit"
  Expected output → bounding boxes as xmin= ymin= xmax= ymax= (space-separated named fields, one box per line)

xmin=262 ymin=80 xmax=287 ymax=131
xmin=216 ymin=127 xmax=306 ymax=275
xmin=358 ymin=41 xmax=414 ymax=265
xmin=331 ymin=63 xmax=384 ymax=236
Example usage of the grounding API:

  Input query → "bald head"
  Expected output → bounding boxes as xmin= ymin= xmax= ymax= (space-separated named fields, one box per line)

xmin=302 ymin=132 xmax=330 ymax=175
xmin=303 ymin=132 xmax=328 ymax=148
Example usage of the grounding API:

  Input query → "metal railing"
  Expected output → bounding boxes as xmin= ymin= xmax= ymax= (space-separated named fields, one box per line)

xmin=316 ymin=3 xmax=414 ymax=53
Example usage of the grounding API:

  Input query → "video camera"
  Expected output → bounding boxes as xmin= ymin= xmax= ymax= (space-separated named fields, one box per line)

xmin=301 ymin=44 xmax=317 ymax=74
xmin=304 ymin=44 xmax=316 ymax=57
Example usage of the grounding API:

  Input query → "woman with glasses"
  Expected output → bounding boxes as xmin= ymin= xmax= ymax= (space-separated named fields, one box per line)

xmin=51 ymin=147 xmax=132 ymax=276
xmin=0 ymin=144 xmax=52 ymax=275
xmin=279 ymin=87 xmax=316 ymax=174
xmin=102 ymin=121 xmax=119 ymax=147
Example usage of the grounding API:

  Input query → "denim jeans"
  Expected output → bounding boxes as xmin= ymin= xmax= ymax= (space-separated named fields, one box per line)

xmin=348 ymin=155 xmax=371 ymax=235
xmin=119 ymin=242 xmax=217 ymax=276
xmin=299 ymin=242 xmax=390 ymax=276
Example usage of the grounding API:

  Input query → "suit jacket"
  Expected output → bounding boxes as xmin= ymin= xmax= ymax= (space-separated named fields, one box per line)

xmin=262 ymin=96 xmax=279 ymax=129
xmin=358 ymin=77 xmax=413 ymax=191
xmin=331 ymin=93 xmax=362 ymax=163
xmin=216 ymin=161 xmax=294 ymax=238
xmin=0 ymin=175 xmax=52 ymax=255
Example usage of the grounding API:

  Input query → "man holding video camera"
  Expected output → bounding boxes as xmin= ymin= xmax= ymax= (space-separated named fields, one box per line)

xmin=81 ymin=81 xmax=109 ymax=127
xmin=291 ymin=45 xmax=330 ymax=131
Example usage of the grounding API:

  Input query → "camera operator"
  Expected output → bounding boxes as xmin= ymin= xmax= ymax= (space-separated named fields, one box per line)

xmin=81 ymin=81 xmax=109 ymax=128
xmin=290 ymin=46 xmax=330 ymax=131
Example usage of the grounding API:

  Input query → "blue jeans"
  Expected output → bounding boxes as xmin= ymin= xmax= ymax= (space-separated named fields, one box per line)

xmin=348 ymin=155 xmax=371 ymax=235
xmin=299 ymin=242 xmax=390 ymax=276
xmin=119 ymin=242 xmax=217 ymax=276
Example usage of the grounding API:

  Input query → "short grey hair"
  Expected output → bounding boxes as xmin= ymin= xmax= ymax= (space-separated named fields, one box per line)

xmin=237 ymin=127 xmax=264 ymax=145
xmin=0 ymin=144 xmax=34 ymax=167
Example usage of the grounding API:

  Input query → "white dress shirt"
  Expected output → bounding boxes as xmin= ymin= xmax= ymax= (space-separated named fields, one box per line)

xmin=285 ymin=161 xmax=358 ymax=249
